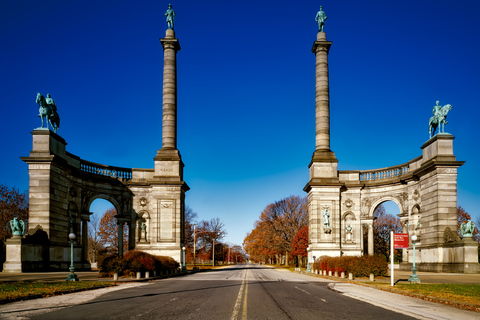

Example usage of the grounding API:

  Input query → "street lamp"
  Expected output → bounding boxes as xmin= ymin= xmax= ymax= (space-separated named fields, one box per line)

xmin=66 ymin=233 xmax=79 ymax=281
xmin=182 ymin=246 xmax=186 ymax=271
xmin=408 ymin=234 xmax=420 ymax=283
xmin=193 ymin=224 xmax=197 ymax=270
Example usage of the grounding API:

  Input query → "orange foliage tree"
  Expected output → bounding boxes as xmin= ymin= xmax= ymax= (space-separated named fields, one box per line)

xmin=0 ymin=184 xmax=29 ymax=268
xmin=195 ymin=217 xmax=227 ymax=264
xmin=292 ymin=225 xmax=308 ymax=267
xmin=457 ymin=206 xmax=480 ymax=242
xmin=184 ymin=206 xmax=198 ymax=263
xmin=371 ymin=204 xmax=402 ymax=261
xmin=0 ymin=184 xmax=28 ymax=241
xmin=243 ymin=195 xmax=307 ymax=265
xmin=98 ymin=207 xmax=128 ymax=255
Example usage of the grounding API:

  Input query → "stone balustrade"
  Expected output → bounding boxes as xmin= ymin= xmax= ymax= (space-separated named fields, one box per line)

xmin=80 ymin=160 xmax=132 ymax=180
xmin=359 ymin=163 xmax=409 ymax=181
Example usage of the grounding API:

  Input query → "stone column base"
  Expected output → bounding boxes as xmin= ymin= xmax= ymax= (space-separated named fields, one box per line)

xmin=2 ymin=236 xmax=22 ymax=273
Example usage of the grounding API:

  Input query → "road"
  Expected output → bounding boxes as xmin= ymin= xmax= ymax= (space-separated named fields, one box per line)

xmin=1 ymin=264 xmax=479 ymax=320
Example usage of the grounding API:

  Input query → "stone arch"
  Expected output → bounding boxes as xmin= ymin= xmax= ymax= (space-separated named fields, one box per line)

xmin=85 ymin=193 xmax=122 ymax=216
xmin=368 ymin=196 xmax=402 ymax=218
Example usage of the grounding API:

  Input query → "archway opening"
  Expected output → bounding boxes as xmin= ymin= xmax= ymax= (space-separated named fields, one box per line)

xmin=364 ymin=201 xmax=402 ymax=262
xmin=88 ymin=199 xmax=129 ymax=265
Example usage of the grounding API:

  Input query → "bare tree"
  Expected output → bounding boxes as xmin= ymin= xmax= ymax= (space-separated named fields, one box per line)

xmin=88 ymin=213 xmax=104 ymax=263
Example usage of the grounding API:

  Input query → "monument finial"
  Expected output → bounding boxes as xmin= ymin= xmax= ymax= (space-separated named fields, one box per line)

xmin=165 ymin=4 xmax=176 ymax=30
xmin=315 ymin=6 xmax=327 ymax=32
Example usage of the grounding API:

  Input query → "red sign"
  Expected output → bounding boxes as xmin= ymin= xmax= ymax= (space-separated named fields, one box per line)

xmin=394 ymin=233 xmax=409 ymax=249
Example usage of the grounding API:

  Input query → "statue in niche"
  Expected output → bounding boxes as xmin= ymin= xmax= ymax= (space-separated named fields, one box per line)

xmin=9 ymin=217 xmax=25 ymax=236
xmin=165 ymin=4 xmax=176 ymax=30
xmin=461 ymin=220 xmax=476 ymax=238
xmin=315 ymin=6 xmax=327 ymax=32
xmin=139 ymin=221 xmax=147 ymax=242
xmin=36 ymin=93 xmax=60 ymax=133
xmin=323 ymin=208 xmax=330 ymax=228
xmin=429 ymin=101 xmax=452 ymax=138
xmin=346 ymin=224 xmax=352 ymax=241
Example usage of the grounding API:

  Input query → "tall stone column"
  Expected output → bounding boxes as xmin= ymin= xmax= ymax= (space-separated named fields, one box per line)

xmin=80 ymin=213 xmax=90 ymax=264
xmin=155 ymin=28 xmax=184 ymax=179
xmin=117 ymin=221 xmax=124 ymax=257
xmin=368 ymin=223 xmax=374 ymax=256
xmin=312 ymin=32 xmax=332 ymax=152
xmin=159 ymin=29 xmax=180 ymax=152
xmin=305 ymin=31 xmax=341 ymax=261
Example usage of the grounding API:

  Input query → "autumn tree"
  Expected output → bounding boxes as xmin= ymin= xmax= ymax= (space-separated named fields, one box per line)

xmin=98 ymin=207 xmax=128 ymax=255
xmin=229 ymin=245 xmax=247 ymax=264
xmin=196 ymin=217 xmax=227 ymax=263
xmin=184 ymin=206 xmax=198 ymax=263
xmin=371 ymin=204 xmax=402 ymax=261
xmin=0 ymin=185 xmax=28 ymax=241
xmin=244 ymin=220 xmax=279 ymax=264
xmin=457 ymin=206 xmax=480 ymax=242
xmin=244 ymin=195 xmax=307 ymax=265
xmin=292 ymin=225 xmax=308 ymax=267
xmin=0 ymin=184 xmax=29 ymax=268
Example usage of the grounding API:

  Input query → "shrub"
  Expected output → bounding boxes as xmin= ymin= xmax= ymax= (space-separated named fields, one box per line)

xmin=98 ymin=251 xmax=181 ymax=277
xmin=155 ymin=256 xmax=180 ymax=273
xmin=123 ymin=250 xmax=157 ymax=276
xmin=98 ymin=253 xmax=127 ymax=277
xmin=348 ymin=256 xmax=388 ymax=277
xmin=310 ymin=255 xmax=387 ymax=277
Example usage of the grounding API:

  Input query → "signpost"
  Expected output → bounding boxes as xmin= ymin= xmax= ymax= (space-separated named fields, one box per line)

xmin=391 ymin=232 xmax=409 ymax=286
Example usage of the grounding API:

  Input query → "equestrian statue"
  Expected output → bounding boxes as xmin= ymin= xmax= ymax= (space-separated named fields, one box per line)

xmin=36 ymin=92 xmax=60 ymax=133
xmin=429 ymin=101 xmax=452 ymax=138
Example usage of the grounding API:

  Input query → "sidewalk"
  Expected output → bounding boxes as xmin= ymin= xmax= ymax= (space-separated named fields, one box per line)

xmin=0 ymin=270 xmax=191 ymax=283
xmin=298 ymin=269 xmax=480 ymax=284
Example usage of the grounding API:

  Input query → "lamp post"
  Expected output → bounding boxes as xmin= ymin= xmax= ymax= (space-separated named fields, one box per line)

xmin=182 ymin=246 xmax=186 ymax=271
xmin=66 ymin=233 xmax=79 ymax=281
xmin=408 ymin=234 xmax=420 ymax=283
xmin=193 ymin=224 xmax=197 ymax=270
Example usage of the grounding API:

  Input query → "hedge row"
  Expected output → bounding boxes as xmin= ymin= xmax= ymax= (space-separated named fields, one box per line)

xmin=312 ymin=255 xmax=388 ymax=277
xmin=98 ymin=250 xmax=180 ymax=277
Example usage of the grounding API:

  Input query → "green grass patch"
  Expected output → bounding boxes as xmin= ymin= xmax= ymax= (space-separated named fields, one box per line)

xmin=368 ymin=283 xmax=480 ymax=307
xmin=0 ymin=281 xmax=116 ymax=304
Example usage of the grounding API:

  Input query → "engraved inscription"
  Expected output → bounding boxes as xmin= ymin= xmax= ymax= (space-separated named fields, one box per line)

xmin=158 ymin=200 xmax=174 ymax=241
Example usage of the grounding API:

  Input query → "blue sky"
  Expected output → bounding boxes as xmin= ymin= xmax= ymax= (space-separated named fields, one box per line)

xmin=1 ymin=0 xmax=479 ymax=247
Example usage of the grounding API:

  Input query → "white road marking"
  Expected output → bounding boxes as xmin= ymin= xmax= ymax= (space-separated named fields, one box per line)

xmin=295 ymin=286 xmax=311 ymax=295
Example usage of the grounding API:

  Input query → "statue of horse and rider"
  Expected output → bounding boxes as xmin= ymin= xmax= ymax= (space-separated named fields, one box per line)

xmin=36 ymin=93 xmax=60 ymax=133
xmin=429 ymin=101 xmax=452 ymax=139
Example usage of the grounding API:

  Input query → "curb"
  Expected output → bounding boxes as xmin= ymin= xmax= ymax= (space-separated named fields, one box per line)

xmin=292 ymin=269 xmax=480 ymax=313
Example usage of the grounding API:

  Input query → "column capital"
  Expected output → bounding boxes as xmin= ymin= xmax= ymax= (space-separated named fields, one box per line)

xmin=312 ymin=40 xmax=332 ymax=54
xmin=160 ymin=37 xmax=181 ymax=52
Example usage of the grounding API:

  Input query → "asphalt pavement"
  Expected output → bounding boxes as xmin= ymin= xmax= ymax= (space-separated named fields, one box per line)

xmin=0 ymin=266 xmax=479 ymax=320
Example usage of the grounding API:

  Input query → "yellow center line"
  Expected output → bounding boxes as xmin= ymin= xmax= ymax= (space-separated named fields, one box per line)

xmin=230 ymin=269 xmax=248 ymax=320
xmin=242 ymin=269 xmax=248 ymax=320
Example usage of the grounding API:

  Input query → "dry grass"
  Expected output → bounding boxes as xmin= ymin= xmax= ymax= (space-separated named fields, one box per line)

xmin=367 ymin=283 xmax=480 ymax=311
xmin=0 ymin=281 xmax=116 ymax=304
